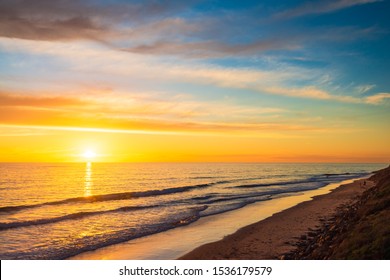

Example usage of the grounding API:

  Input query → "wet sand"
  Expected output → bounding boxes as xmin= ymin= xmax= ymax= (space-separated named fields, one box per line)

xmin=180 ymin=178 xmax=374 ymax=259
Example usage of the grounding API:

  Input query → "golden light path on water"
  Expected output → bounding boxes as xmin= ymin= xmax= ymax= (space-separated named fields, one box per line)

xmin=84 ymin=162 xmax=93 ymax=197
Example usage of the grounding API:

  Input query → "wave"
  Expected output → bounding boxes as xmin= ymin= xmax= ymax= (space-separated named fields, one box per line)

xmin=0 ymin=203 xmax=209 ymax=231
xmin=189 ymin=176 xmax=218 ymax=179
xmin=0 ymin=183 xmax=212 ymax=213
xmin=0 ymin=205 xmax=158 ymax=231
xmin=230 ymin=172 xmax=367 ymax=189
xmin=0 ymin=205 xmax=208 ymax=260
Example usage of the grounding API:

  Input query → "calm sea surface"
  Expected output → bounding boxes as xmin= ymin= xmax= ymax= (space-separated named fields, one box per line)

xmin=0 ymin=162 xmax=385 ymax=259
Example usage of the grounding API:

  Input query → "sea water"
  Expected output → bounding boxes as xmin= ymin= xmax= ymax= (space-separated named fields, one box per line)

xmin=0 ymin=162 xmax=384 ymax=259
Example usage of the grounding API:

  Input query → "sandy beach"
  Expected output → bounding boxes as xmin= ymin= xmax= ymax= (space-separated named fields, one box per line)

xmin=180 ymin=177 xmax=375 ymax=259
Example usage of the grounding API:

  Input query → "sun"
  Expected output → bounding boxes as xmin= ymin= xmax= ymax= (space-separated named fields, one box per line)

xmin=82 ymin=149 xmax=96 ymax=160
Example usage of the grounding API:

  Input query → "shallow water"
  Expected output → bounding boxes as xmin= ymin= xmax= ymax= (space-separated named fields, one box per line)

xmin=0 ymin=162 xmax=384 ymax=259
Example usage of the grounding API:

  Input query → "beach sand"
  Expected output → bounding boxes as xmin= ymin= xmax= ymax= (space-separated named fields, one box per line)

xmin=180 ymin=178 xmax=374 ymax=259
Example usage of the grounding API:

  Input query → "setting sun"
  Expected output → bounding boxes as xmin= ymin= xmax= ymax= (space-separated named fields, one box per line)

xmin=82 ymin=149 xmax=96 ymax=160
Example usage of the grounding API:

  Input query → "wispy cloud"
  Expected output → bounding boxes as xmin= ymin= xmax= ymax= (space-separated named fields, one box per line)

xmin=0 ymin=89 xmax=296 ymax=136
xmin=116 ymin=23 xmax=378 ymax=59
xmin=265 ymin=86 xmax=333 ymax=100
xmin=262 ymin=87 xmax=390 ymax=105
xmin=0 ymin=0 xmax=192 ymax=41
xmin=121 ymin=37 xmax=301 ymax=58
xmin=0 ymin=92 xmax=86 ymax=107
xmin=365 ymin=93 xmax=390 ymax=104
xmin=273 ymin=0 xmax=381 ymax=20
xmin=1 ymin=37 xmax=388 ymax=107
xmin=0 ymin=0 xmax=109 ymax=41
xmin=262 ymin=86 xmax=367 ymax=103
xmin=0 ymin=107 xmax=323 ymax=136
xmin=355 ymin=84 xmax=376 ymax=94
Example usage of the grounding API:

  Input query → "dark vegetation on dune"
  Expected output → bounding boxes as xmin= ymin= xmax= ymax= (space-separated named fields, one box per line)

xmin=284 ymin=165 xmax=390 ymax=260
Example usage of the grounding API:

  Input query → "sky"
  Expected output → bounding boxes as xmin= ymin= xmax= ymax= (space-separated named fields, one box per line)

xmin=0 ymin=0 xmax=389 ymax=162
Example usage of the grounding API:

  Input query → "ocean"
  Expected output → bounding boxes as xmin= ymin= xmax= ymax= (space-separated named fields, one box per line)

xmin=0 ymin=162 xmax=384 ymax=259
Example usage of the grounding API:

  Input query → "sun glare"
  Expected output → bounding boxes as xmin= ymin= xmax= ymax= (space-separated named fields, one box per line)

xmin=83 ymin=149 xmax=96 ymax=160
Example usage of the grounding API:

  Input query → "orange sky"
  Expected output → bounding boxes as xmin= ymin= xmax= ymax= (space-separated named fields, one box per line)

xmin=0 ymin=122 xmax=388 ymax=162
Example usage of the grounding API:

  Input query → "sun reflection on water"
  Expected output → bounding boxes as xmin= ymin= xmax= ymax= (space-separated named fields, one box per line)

xmin=84 ymin=162 xmax=93 ymax=197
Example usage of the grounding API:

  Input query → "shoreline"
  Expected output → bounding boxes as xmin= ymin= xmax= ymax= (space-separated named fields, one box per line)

xmin=70 ymin=176 xmax=370 ymax=260
xmin=180 ymin=176 xmax=375 ymax=259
